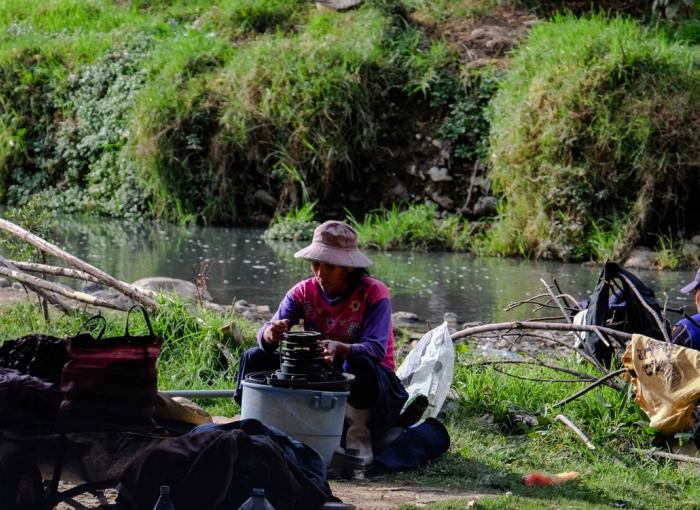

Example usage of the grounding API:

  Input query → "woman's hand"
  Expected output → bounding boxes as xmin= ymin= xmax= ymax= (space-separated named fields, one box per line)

xmin=320 ymin=340 xmax=351 ymax=364
xmin=262 ymin=319 xmax=290 ymax=347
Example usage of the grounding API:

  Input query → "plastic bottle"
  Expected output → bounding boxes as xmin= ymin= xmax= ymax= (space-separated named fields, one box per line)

xmin=238 ymin=488 xmax=275 ymax=510
xmin=153 ymin=485 xmax=175 ymax=510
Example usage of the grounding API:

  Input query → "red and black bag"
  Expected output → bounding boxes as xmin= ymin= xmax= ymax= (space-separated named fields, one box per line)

xmin=60 ymin=306 xmax=162 ymax=424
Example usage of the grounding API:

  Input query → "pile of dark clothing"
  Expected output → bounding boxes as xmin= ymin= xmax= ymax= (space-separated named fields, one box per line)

xmin=0 ymin=335 xmax=67 ymax=423
xmin=117 ymin=419 xmax=332 ymax=510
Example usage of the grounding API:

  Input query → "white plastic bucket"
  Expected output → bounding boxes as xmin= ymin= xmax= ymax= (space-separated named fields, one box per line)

xmin=240 ymin=380 xmax=349 ymax=464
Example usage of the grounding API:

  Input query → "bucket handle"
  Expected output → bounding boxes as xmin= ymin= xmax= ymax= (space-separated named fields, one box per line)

xmin=312 ymin=394 xmax=337 ymax=410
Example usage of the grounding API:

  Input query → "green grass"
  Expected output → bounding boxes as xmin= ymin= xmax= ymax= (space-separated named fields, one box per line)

xmin=0 ymin=298 xmax=258 ymax=417
xmin=0 ymin=0 xmax=454 ymax=224
xmin=1 ymin=301 xmax=699 ymax=506
xmin=487 ymin=14 xmax=700 ymax=261
xmin=348 ymin=203 xmax=473 ymax=251
xmin=387 ymin=344 xmax=700 ymax=509
xmin=263 ymin=202 xmax=319 ymax=242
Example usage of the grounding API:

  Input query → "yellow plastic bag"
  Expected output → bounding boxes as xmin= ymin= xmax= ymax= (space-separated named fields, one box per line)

xmin=622 ymin=334 xmax=700 ymax=434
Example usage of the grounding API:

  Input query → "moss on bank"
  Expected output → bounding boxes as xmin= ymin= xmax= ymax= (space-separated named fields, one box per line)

xmin=2 ymin=2 xmax=700 ymax=263
xmin=0 ymin=0 xmax=453 ymax=224
xmin=487 ymin=15 xmax=700 ymax=261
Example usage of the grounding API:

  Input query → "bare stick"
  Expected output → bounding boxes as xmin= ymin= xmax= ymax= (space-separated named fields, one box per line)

xmin=491 ymin=366 xmax=588 ymax=383
xmin=617 ymin=272 xmax=670 ymax=343
xmin=0 ymin=218 xmax=156 ymax=309
xmin=0 ymin=255 xmax=76 ymax=314
xmin=7 ymin=260 xmax=100 ymax=283
xmin=6 ymin=260 xmax=159 ymax=300
xmin=555 ymin=414 xmax=596 ymax=450
xmin=452 ymin=321 xmax=632 ymax=343
xmin=541 ymin=278 xmax=572 ymax=323
xmin=0 ymin=265 xmax=130 ymax=311
xmin=550 ymin=369 xmax=627 ymax=408
xmin=629 ymin=448 xmax=700 ymax=465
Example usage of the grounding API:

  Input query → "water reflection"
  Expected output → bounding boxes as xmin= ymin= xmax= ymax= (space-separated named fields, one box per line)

xmin=51 ymin=218 xmax=697 ymax=325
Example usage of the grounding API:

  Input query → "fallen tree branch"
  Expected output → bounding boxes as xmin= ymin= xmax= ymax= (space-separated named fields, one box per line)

xmin=0 ymin=218 xmax=156 ymax=309
xmin=491 ymin=366 xmax=587 ymax=383
xmin=629 ymin=447 xmax=700 ymax=465
xmin=550 ymin=368 xmax=627 ymax=408
xmin=464 ymin=360 xmax=600 ymax=383
xmin=7 ymin=260 xmax=158 ymax=299
xmin=8 ymin=260 xmax=100 ymax=283
xmin=0 ymin=265 xmax=129 ymax=311
xmin=465 ymin=326 xmax=615 ymax=380
xmin=0 ymin=255 xmax=76 ymax=314
xmin=555 ymin=414 xmax=596 ymax=450
xmin=617 ymin=272 xmax=671 ymax=343
xmin=452 ymin=321 xmax=633 ymax=343
xmin=541 ymin=278 xmax=572 ymax=323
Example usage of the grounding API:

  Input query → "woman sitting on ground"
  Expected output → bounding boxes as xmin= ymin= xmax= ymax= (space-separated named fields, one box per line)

xmin=234 ymin=220 xmax=407 ymax=465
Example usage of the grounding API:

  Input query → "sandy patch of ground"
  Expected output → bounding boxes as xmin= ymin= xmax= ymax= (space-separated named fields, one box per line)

xmin=331 ymin=481 xmax=486 ymax=509
xmin=0 ymin=286 xmax=36 ymax=306
xmin=52 ymin=482 xmax=485 ymax=509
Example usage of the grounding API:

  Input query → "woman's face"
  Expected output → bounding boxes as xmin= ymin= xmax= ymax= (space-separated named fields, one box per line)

xmin=310 ymin=260 xmax=352 ymax=298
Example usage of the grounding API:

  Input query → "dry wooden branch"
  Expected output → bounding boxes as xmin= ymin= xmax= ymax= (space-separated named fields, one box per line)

xmin=0 ymin=265 xmax=129 ymax=311
xmin=0 ymin=255 xmax=76 ymax=314
xmin=8 ymin=260 xmax=100 ymax=283
xmin=555 ymin=414 xmax=596 ymax=450
xmin=464 ymin=360 xmax=600 ymax=382
xmin=617 ymin=272 xmax=671 ymax=343
xmin=0 ymin=218 xmax=156 ymax=309
xmin=464 ymin=323 xmax=620 ymax=378
xmin=629 ymin=448 xmax=700 ymax=465
xmin=550 ymin=368 xmax=627 ymax=408
xmin=6 ymin=260 xmax=158 ymax=299
xmin=541 ymin=278 xmax=572 ymax=324
xmin=491 ymin=366 xmax=586 ymax=383
xmin=451 ymin=321 xmax=632 ymax=343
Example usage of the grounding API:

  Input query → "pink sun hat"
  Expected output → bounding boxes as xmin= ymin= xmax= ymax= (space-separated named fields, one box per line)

xmin=294 ymin=220 xmax=373 ymax=268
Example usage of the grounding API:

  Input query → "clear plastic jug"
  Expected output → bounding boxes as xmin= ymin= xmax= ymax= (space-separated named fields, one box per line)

xmin=153 ymin=485 xmax=175 ymax=510
xmin=238 ymin=488 xmax=275 ymax=510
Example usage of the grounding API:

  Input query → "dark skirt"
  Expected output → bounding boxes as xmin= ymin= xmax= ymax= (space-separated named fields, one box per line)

xmin=235 ymin=347 xmax=407 ymax=442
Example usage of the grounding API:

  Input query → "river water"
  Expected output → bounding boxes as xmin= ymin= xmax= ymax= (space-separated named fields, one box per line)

xmin=50 ymin=218 xmax=697 ymax=325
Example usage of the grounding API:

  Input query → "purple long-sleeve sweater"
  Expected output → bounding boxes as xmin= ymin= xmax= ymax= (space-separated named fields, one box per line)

xmin=256 ymin=276 xmax=396 ymax=370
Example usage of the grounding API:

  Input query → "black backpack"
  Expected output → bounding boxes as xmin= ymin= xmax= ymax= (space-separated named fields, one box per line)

xmin=583 ymin=262 xmax=671 ymax=367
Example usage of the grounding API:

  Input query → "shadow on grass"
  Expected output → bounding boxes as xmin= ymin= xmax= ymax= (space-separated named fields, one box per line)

xmin=377 ymin=452 xmax=625 ymax=508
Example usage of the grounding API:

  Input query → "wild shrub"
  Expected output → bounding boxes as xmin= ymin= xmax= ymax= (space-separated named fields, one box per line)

xmin=263 ymin=202 xmax=319 ymax=242
xmin=133 ymin=5 xmax=439 ymax=224
xmin=488 ymin=15 xmax=700 ymax=260
xmin=348 ymin=203 xmax=471 ymax=251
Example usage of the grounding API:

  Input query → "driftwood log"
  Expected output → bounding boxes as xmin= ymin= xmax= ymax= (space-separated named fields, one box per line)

xmin=0 ymin=218 xmax=156 ymax=311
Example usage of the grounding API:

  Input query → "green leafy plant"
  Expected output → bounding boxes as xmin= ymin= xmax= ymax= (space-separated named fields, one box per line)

xmin=347 ymin=203 xmax=472 ymax=251
xmin=263 ymin=201 xmax=319 ymax=242
xmin=435 ymin=70 xmax=501 ymax=161
xmin=654 ymin=232 xmax=683 ymax=269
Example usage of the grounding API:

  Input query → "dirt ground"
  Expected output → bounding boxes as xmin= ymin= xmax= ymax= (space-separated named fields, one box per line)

xmin=55 ymin=482 xmax=485 ymax=509
xmin=331 ymin=482 xmax=486 ymax=509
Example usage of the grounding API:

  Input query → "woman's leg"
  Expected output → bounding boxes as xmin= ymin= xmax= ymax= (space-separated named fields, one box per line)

xmin=234 ymin=347 xmax=280 ymax=404
xmin=343 ymin=355 xmax=408 ymax=462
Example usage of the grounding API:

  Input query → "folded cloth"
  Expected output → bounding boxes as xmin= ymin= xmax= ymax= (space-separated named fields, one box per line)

xmin=370 ymin=418 xmax=450 ymax=473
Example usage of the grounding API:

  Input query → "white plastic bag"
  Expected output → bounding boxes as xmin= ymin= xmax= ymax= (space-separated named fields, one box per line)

xmin=396 ymin=321 xmax=455 ymax=418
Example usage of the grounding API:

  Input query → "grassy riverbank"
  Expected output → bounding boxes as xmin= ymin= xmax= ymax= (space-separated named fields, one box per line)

xmin=1 ymin=300 xmax=699 ymax=508
xmin=1 ymin=1 xmax=699 ymax=264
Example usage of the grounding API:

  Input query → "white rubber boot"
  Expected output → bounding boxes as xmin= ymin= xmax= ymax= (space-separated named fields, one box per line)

xmin=345 ymin=405 xmax=373 ymax=465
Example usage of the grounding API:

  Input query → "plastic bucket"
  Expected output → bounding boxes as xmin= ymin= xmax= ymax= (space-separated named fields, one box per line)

xmin=241 ymin=380 xmax=349 ymax=464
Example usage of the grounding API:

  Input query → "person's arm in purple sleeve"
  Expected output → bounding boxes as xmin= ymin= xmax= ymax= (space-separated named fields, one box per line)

xmin=256 ymin=292 xmax=303 ymax=352
xmin=350 ymin=297 xmax=391 ymax=362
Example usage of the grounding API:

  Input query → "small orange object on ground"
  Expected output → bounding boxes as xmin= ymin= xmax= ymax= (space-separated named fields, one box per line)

xmin=522 ymin=471 xmax=580 ymax=486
